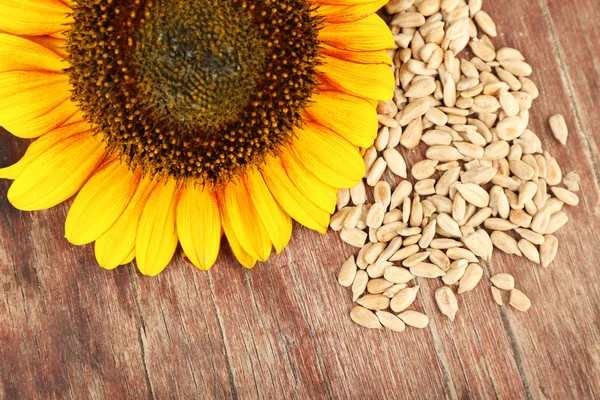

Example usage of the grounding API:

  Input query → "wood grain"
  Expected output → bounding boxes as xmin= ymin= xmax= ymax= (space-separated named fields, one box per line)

xmin=1 ymin=0 xmax=599 ymax=398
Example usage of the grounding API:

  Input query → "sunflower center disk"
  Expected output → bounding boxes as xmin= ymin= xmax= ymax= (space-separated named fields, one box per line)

xmin=66 ymin=0 xmax=321 ymax=184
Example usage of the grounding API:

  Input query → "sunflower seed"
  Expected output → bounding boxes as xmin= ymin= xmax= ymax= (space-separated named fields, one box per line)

xmin=367 ymin=157 xmax=387 ymax=186
xmin=397 ymin=310 xmax=429 ymax=328
xmin=410 ymin=194 xmax=424 ymax=227
xmin=415 ymin=179 xmax=436 ymax=195
xmin=465 ymin=207 xmax=493 ymax=228
xmin=473 ymin=10 xmax=497 ymax=36
xmin=530 ymin=209 xmax=550 ymax=234
xmin=509 ymin=209 xmax=532 ymax=228
xmin=383 ymin=147 xmax=408 ymax=178
xmin=340 ymin=228 xmax=367 ymax=247
xmin=496 ymin=116 xmax=527 ymax=141
xmin=540 ymin=234 xmax=558 ymax=268
xmin=446 ymin=247 xmax=478 ymax=263
xmin=390 ymin=285 xmax=420 ymax=312
xmin=462 ymin=231 xmax=489 ymax=260
xmin=550 ymin=187 xmax=579 ymax=206
xmin=375 ymin=311 xmax=406 ymax=332
xmin=350 ymin=180 xmax=367 ymax=205
xmin=490 ymin=273 xmax=515 ymax=290
xmin=544 ymin=211 xmax=568 ymax=234
xmin=517 ymin=238 xmax=540 ymax=263
xmin=484 ymin=218 xmax=518 ymax=231
xmin=430 ymin=238 xmax=464 ymax=249
xmin=436 ymin=167 xmax=461 ymax=196
xmin=437 ymin=213 xmax=462 ymax=237
xmin=384 ymin=266 xmax=416 ymax=284
xmin=352 ymin=270 xmax=369 ymax=301
xmin=391 ymin=12 xmax=426 ymax=28
xmin=442 ymin=262 xmax=467 ymax=285
xmin=491 ymin=287 xmax=504 ymax=305
xmin=563 ymin=171 xmax=581 ymax=192
xmin=490 ymin=231 xmax=522 ymax=256
xmin=458 ymin=263 xmax=483 ymax=293
xmin=383 ymin=283 xmax=407 ymax=298
xmin=350 ymin=306 xmax=382 ymax=329
xmin=509 ymin=289 xmax=531 ymax=312
xmin=456 ymin=183 xmax=490 ymax=207
xmin=435 ymin=286 xmax=459 ymax=321
xmin=411 ymin=262 xmax=446 ymax=278
xmin=544 ymin=152 xmax=562 ymax=186
xmin=338 ymin=256 xmax=357 ymax=287
xmin=499 ymin=59 xmax=532 ymax=76
xmin=357 ymin=294 xmax=391 ymax=310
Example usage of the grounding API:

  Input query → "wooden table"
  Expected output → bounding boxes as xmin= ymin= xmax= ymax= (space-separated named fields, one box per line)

xmin=1 ymin=1 xmax=599 ymax=398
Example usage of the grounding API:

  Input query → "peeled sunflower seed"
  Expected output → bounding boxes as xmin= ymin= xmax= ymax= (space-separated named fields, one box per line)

xmin=455 ymin=183 xmax=490 ymax=207
xmin=490 ymin=273 xmax=515 ymax=291
xmin=410 ymin=262 xmax=446 ymax=278
xmin=338 ymin=256 xmax=357 ymax=287
xmin=442 ymin=263 xmax=467 ymax=285
xmin=384 ymin=266 xmax=416 ymax=284
xmin=357 ymin=294 xmax=391 ymax=311
xmin=397 ymin=310 xmax=429 ymax=329
xmin=550 ymin=187 xmax=579 ymax=206
xmin=517 ymin=239 xmax=540 ymax=263
xmin=351 ymin=270 xmax=369 ymax=302
xmin=376 ymin=311 xmax=406 ymax=332
xmin=458 ymin=263 xmax=483 ymax=293
xmin=390 ymin=285 xmax=420 ymax=312
xmin=435 ymin=286 xmax=459 ymax=321
xmin=340 ymin=228 xmax=367 ymax=247
xmin=509 ymin=289 xmax=531 ymax=312
xmin=350 ymin=306 xmax=382 ymax=329
xmin=491 ymin=287 xmax=504 ymax=305
xmin=540 ymin=234 xmax=558 ymax=268
xmin=490 ymin=231 xmax=522 ymax=256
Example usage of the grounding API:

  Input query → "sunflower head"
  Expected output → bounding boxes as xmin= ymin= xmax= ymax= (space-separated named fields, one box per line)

xmin=0 ymin=0 xmax=394 ymax=275
xmin=66 ymin=0 xmax=322 ymax=185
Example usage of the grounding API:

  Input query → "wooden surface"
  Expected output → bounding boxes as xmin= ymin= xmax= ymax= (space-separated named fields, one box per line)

xmin=1 ymin=1 xmax=600 ymax=398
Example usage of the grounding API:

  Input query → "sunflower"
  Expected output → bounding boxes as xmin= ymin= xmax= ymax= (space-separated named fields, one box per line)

xmin=0 ymin=0 xmax=394 ymax=275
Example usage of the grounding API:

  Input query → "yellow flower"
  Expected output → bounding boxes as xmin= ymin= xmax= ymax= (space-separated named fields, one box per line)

xmin=0 ymin=0 xmax=394 ymax=275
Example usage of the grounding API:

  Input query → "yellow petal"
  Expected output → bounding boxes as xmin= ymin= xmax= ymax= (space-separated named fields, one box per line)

xmin=219 ymin=180 xmax=272 ymax=262
xmin=121 ymin=248 xmax=136 ymax=266
xmin=320 ymin=44 xmax=392 ymax=65
xmin=317 ymin=0 xmax=388 ymax=23
xmin=136 ymin=179 xmax=179 ymax=276
xmin=0 ymin=121 xmax=90 ymax=180
xmin=8 ymin=133 xmax=106 ymax=211
xmin=0 ymin=71 xmax=72 ymax=137
xmin=94 ymin=177 xmax=156 ymax=270
xmin=9 ymin=98 xmax=80 ymax=139
xmin=319 ymin=14 xmax=394 ymax=52
xmin=291 ymin=122 xmax=365 ymax=188
xmin=305 ymin=91 xmax=378 ymax=147
xmin=0 ymin=33 xmax=66 ymax=72
xmin=176 ymin=184 xmax=221 ymax=270
xmin=318 ymin=53 xmax=394 ymax=101
xmin=65 ymin=158 xmax=141 ymax=245
xmin=221 ymin=221 xmax=258 ymax=270
xmin=262 ymin=154 xmax=330 ymax=233
xmin=280 ymin=146 xmax=337 ymax=214
xmin=28 ymin=35 xmax=68 ymax=59
xmin=0 ymin=0 xmax=73 ymax=36
xmin=245 ymin=167 xmax=292 ymax=253
xmin=317 ymin=0 xmax=380 ymax=5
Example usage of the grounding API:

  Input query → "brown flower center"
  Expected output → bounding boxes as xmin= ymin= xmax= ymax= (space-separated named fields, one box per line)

xmin=66 ymin=0 xmax=321 ymax=184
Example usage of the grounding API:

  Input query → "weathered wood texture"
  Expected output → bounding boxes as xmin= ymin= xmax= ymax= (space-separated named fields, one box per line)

xmin=1 ymin=0 xmax=599 ymax=398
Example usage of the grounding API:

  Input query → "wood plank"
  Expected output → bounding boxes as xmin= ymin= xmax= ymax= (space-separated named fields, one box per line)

xmin=1 ymin=0 xmax=600 ymax=398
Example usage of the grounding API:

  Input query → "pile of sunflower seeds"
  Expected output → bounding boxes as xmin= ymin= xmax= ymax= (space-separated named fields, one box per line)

xmin=332 ymin=0 xmax=581 ymax=331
